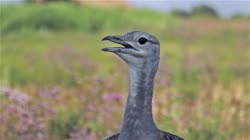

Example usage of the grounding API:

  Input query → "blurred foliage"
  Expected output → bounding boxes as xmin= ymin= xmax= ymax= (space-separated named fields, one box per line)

xmin=231 ymin=14 xmax=250 ymax=19
xmin=25 ymin=0 xmax=73 ymax=3
xmin=171 ymin=5 xmax=219 ymax=18
xmin=191 ymin=5 xmax=218 ymax=17
xmin=0 ymin=3 xmax=177 ymax=34
xmin=0 ymin=3 xmax=250 ymax=140
xmin=171 ymin=9 xmax=191 ymax=18
xmin=49 ymin=110 xmax=82 ymax=139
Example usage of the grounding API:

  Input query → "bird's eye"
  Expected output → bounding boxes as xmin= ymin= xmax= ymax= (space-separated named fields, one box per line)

xmin=138 ymin=37 xmax=147 ymax=45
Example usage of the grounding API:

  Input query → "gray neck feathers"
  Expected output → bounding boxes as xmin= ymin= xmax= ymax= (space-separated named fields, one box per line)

xmin=119 ymin=61 xmax=160 ymax=140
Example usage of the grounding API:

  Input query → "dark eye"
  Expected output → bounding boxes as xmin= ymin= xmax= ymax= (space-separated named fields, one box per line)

xmin=138 ymin=37 xmax=147 ymax=45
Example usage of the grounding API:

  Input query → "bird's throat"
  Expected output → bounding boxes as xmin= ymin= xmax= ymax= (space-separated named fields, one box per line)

xmin=119 ymin=66 xmax=159 ymax=140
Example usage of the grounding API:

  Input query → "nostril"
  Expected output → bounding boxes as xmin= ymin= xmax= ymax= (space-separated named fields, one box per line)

xmin=114 ymin=36 xmax=121 ymax=40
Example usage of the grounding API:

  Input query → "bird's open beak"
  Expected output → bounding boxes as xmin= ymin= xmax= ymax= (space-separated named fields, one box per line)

xmin=101 ymin=35 xmax=137 ymax=53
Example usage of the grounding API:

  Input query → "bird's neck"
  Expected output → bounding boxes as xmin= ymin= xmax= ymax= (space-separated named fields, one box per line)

xmin=119 ymin=65 xmax=159 ymax=140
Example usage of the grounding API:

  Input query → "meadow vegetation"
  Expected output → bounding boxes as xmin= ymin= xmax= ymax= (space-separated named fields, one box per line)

xmin=0 ymin=3 xmax=249 ymax=140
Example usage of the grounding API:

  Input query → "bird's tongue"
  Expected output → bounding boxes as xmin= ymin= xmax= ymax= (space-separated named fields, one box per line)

xmin=101 ymin=47 xmax=124 ymax=52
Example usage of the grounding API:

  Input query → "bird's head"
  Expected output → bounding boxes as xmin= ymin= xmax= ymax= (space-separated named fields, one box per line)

xmin=102 ymin=31 xmax=160 ymax=69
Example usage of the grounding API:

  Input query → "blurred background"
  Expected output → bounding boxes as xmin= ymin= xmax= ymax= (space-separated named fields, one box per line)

xmin=0 ymin=0 xmax=249 ymax=140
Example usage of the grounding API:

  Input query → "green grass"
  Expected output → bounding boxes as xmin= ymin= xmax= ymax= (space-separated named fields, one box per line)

xmin=0 ymin=3 xmax=249 ymax=140
xmin=0 ymin=3 xmax=178 ymax=33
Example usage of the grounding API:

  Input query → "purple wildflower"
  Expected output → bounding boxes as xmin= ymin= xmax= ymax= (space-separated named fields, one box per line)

xmin=0 ymin=87 xmax=30 ymax=106
xmin=102 ymin=93 xmax=124 ymax=101
xmin=69 ymin=128 xmax=97 ymax=140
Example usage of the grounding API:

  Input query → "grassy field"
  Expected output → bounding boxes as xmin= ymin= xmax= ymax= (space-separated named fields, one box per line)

xmin=0 ymin=3 xmax=250 ymax=140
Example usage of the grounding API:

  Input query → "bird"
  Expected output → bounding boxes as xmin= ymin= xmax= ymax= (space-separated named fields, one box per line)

xmin=101 ymin=31 xmax=184 ymax=140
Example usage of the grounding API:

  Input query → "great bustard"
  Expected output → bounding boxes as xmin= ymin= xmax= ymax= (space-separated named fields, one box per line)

xmin=102 ymin=31 xmax=184 ymax=140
